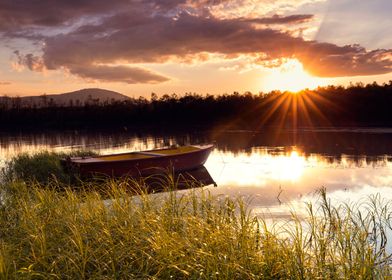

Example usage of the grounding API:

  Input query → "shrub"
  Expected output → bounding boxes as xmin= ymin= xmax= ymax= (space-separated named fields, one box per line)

xmin=1 ymin=150 xmax=97 ymax=186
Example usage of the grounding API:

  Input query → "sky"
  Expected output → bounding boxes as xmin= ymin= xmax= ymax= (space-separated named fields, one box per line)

xmin=0 ymin=0 xmax=391 ymax=97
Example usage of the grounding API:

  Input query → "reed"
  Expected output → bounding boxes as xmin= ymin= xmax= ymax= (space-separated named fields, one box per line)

xmin=1 ymin=176 xmax=392 ymax=279
xmin=1 ymin=153 xmax=391 ymax=279
xmin=1 ymin=150 xmax=97 ymax=186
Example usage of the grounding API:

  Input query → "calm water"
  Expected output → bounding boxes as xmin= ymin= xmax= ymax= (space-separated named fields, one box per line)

xmin=1 ymin=128 xmax=392 ymax=217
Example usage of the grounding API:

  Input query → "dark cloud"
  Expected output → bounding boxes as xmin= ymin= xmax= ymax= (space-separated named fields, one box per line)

xmin=0 ymin=81 xmax=11 ymax=85
xmin=5 ymin=0 xmax=392 ymax=82
xmin=69 ymin=64 xmax=170 ymax=84
xmin=41 ymin=12 xmax=319 ymax=67
xmin=0 ymin=0 xmax=130 ymax=30
xmin=0 ymin=0 xmax=227 ymax=31
xmin=300 ymin=47 xmax=392 ymax=77
xmin=13 ymin=51 xmax=169 ymax=84
xmin=38 ymin=11 xmax=392 ymax=78
xmin=14 ymin=50 xmax=45 ymax=72
xmin=242 ymin=14 xmax=314 ymax=25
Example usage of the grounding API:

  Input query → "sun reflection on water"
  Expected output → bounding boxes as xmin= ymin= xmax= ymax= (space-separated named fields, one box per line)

xmin=205 ymin=148 xmax=308 ymax=187
xmin=205 ymin=146 xmax=392 ymax=220
xmin=271 ymin=150 xmax=305 ymax=181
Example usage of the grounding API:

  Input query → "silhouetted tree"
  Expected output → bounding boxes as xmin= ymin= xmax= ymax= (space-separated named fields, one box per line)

xmin=1 ymin=81 xmax=392 ymax=130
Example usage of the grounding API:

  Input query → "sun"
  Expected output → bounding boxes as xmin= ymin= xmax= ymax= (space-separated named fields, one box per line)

xmin=264 ymin=59 xmax=325 ymax=93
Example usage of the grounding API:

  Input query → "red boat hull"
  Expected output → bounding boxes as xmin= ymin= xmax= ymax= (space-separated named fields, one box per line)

xmin=68 ymin=145 xmax=213 ymax=177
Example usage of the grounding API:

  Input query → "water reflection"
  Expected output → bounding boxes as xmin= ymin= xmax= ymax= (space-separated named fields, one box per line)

xmin=140 ymin=166 xmax=216 ymax=193
xmin=204 ymin=147 xmax=392 ymax=219
xmin=212 ymin=129 xmax=392 ymax=157
xmin=1 ymin=129 xmax=392 ymax=217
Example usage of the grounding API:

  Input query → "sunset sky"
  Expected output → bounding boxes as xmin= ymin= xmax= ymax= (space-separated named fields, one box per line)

xmin=0 ymin=0 xmax=391 ymax=97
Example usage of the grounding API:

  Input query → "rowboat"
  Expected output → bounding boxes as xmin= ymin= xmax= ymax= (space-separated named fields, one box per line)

xmin=62 ymin=144 xmax=214 ymax=177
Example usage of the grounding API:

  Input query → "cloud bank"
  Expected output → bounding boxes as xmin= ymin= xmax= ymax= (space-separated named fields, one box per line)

xmin=2 ymin=0 xmax=391 ymax=83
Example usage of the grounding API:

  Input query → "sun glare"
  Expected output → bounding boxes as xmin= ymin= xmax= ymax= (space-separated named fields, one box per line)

xmin=274 ymin=150 xmax=305 ymax=181
xmin=264 ymin=59 xmax=324 ymax=93
xmin=206 ymin=149 xmax=306 ymax=187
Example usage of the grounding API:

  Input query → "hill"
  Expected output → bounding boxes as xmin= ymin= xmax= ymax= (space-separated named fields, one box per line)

xmin=19 ymin=88 xmax=130 ymax=106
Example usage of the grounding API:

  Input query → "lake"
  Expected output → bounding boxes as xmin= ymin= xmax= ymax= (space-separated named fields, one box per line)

xmin=1 ymin=128 xmax=392 ymax=218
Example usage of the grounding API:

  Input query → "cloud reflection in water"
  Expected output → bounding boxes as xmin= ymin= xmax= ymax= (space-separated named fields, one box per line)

xmin=205 ymin=147 xmax=392 ymax=218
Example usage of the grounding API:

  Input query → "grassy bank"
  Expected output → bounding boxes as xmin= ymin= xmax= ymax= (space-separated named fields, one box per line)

xmin=1 ymin=151 xmax=97 ymax=186
xmin=1 ymin=153 xmax=392 ymax=279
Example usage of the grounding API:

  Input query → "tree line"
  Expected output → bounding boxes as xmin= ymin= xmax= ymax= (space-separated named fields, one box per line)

xmin=1 ymin=81 xmax=392 ymax=131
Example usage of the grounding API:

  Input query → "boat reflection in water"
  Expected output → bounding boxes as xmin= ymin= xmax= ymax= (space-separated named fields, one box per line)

xmin=122 ymin=166 xmax=216 ymax=195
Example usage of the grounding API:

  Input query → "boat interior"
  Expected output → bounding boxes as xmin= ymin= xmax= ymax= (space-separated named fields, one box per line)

xmin=98 ymin=145 xmax=201 ymax=161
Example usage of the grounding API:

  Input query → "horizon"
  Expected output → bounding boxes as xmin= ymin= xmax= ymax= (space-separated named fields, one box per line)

xmin=2 ymin=80 xmax=392 ymax=100
xmin=0 ymin=0 xmax=391 ymax=97
xmin=1 ymin=78 xmax=390 ymax=100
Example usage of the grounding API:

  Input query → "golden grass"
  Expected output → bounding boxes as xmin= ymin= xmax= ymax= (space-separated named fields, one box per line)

xmin=1 ymin=177 xmax=392 ymax=279
xmin=1 ymin=151 xmax=392 ymax=279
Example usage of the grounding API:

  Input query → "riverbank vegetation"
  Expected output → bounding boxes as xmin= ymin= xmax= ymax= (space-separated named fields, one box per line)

xmin=1 ymin=151 xmax=97 ymax=186
xmin=1 ymin=153 xmax=392 ymax=279
xmin=1 ymin=81 xmax=392 ymax=130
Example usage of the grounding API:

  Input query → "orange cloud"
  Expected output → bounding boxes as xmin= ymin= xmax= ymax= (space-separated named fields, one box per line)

xmin=3 ymin=0 xmax=391 ymax=83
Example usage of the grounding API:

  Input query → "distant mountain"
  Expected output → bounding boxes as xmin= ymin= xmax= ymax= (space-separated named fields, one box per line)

xmin=19 ymin=88 xmax=130 ymax=106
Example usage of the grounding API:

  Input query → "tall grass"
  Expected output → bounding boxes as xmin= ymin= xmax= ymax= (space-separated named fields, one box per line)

xmin=1 ymin=150 xmax=97 ymax=186
xmin=1 ymin=152 xmax=392 ymax=279
xmin=1 ymin=176 xmax=392 ymax=279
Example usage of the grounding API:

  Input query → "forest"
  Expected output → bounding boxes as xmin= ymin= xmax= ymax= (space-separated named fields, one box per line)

xmin=1 ymin=81 xmax=392 ymax=131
